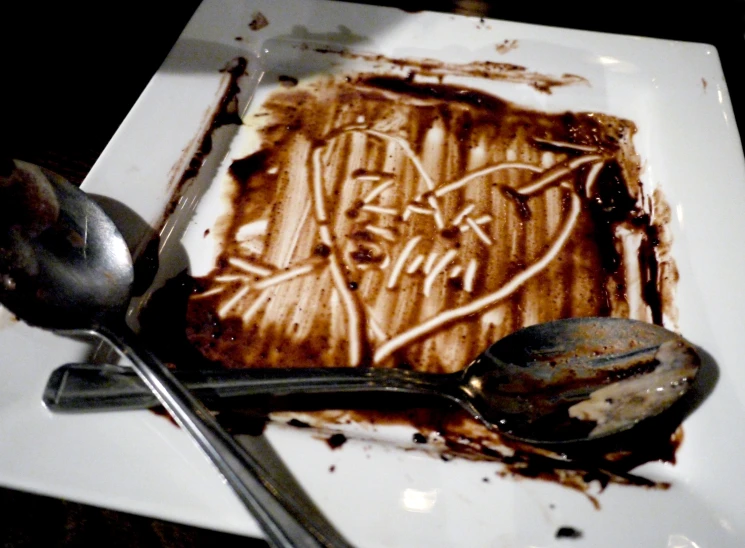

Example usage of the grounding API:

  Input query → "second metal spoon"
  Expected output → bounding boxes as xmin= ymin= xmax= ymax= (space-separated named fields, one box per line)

xmin=45 ymin=317 xmax=701 ymax=445
xmin=0 ymin=160 xmax=347 ymax=547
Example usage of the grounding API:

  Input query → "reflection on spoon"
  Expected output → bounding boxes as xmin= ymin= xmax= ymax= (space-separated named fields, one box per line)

xmin=0 ymin=160 xmax=348 ymax=548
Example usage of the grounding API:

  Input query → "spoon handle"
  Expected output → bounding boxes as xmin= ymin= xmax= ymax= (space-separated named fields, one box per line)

xmin=92 ymin=324 xmax=350 ymax=548
xmin=45 ymin=363 xmax=453 ymax=413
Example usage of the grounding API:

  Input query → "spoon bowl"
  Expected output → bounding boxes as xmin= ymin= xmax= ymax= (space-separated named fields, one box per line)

xmin=458 ymin=316 xmax=700 ymax=443
xmin=1 ymin=162 xmax=132 ymax=327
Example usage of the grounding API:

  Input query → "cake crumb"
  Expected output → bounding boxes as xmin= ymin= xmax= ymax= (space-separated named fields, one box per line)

xmin=249 ymin=11 xmax=269 ymax=31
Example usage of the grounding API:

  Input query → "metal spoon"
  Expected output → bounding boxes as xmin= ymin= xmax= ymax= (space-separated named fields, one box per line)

xmin=45 ymin=317 xmax=700 ymax=445
xmin=0 ymin=160 xmax=348 ymax=548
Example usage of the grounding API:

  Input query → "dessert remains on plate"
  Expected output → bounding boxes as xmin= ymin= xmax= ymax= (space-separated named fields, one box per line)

xmin=175 ymin=71 xmax=679 ymax=492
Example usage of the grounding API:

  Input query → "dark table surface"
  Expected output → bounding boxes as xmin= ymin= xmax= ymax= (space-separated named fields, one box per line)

xmin=2 ymin=1 xmax=744 ymax=545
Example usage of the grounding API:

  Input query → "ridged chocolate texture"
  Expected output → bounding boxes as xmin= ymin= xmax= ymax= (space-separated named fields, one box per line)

xmin=186 ymin=74 xmax=677 ymax=374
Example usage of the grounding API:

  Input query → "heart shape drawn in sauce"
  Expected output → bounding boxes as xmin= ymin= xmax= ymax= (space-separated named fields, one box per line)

xmin=200 ymin=123 xmax=611 ymax=372
xmin=311 ymin=127 xmax=606 ymax=367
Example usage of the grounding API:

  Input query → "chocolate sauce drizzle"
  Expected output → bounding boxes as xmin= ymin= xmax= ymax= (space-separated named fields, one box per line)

xmin=140 ymin=72 xmax=679 ymax=496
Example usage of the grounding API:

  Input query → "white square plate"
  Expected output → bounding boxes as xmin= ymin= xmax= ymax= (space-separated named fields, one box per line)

xmin=2 ymin=1 xmax=745 ymax=546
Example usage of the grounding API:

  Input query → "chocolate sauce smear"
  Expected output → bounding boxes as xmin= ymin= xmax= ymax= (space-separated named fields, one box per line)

xmin=556 ymin=526 xmax=583 ymax=539
xmin=157 ymin=57 xmax=248 ymax=227
xmin=306 ymin=49 xmax=585 ymax=93
xmin=326 ymin=433 xmax=348 ymax=449
xmin=141 ymin=72 xmax=680 ymax=496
